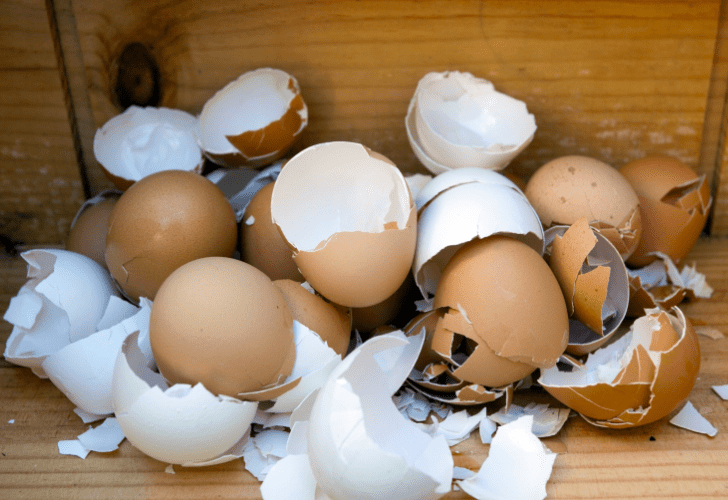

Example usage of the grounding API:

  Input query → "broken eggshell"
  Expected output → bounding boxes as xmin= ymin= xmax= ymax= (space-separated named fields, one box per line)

xmin=199 ymin=68 xmax=307 ymax=168
xmin=112 ymin=332 xmax=258 ymax=465
xmin=93 ymin=105 xmax=203 ymax=190
xmin=538 ymin=307 xmax=700 ymax=428
xmin=405 ymin=71 xmax=536 ymax=174
xmin=545 ymin=218 xmax=629 ymax=355
xmin=270 ymin=142 xmax=417 ymax=308
xmin=3 ymin=249 xmax=120 ymax=377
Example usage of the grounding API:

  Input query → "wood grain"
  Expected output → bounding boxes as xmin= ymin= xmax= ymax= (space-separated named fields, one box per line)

xmin=0 ymin=237 xmax=727 ymax=499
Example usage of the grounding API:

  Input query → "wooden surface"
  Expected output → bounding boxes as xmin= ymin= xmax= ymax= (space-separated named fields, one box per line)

xmin=0 ymin=236 xmax=727 ymax=499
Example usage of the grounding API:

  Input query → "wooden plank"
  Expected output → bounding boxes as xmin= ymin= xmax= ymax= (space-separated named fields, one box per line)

xmin=0 ymin=237 xmax=727 ymax=499
xmin=0 ymin=0 xmax=85 ymax=247
xmin=63 ymin=0 xmax=721 ymax=194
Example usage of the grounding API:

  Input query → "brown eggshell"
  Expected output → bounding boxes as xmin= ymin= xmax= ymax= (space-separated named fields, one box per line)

xmin=620 ymin=155 xmax=711 ymax=267
xmin=66 ymin=194 xmax=120 ymax=267
xmin=105 ymin=170 xmax=238 ymax=302
xmin=525 ymin=155 xmax=642 ymax=260
xmin=351 ymin=271 xmax=415 ymax=333
xmin=273 ymin=279 xmax=351 ymax=356
xmin=149 ymin=257 xmax=296 ymax=397
xmin=433 ymin=236 xmax=569 ymax=388
xmin=241 ymin=182 xmax=304 ymax=282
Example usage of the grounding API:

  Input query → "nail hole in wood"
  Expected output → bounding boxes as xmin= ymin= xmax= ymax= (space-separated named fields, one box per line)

xmin=114 ymin=42 xmax=161 ymax=109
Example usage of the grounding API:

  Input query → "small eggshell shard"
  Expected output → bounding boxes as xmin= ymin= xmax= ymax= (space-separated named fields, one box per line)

xmin=406 ymin=71 xmax=536 ymax=173
xmin=94 ymin=106 xmax=203 ymax=190
xmin=413 ymin=168 xmax=544 ymax=298
xmin=271 ymin=142 xmax=417 ymax=308
xmin=113 ymin=332 xmax=258 ymax=465
xmin=620 ymin=155 xmax=712 ymax=267
xmin=199 ymin=68 xmax=307 ymax=168
xmin=488 ymin=402 xmax=570 ymax=438
xmin=457 ymin=415 xmax=558 ymax=500
xmin=669 ymin=401 xmax=718 ymax=437
xmin=3 ymin=249 xmax=119 ymax=377
xmin=538 ymin=307 xmax=700 ymax=428
xmin=525 ymin=155 xmax=643 ymax=260
xmin=307 ymin=331 xmax=454 ymax=500
xmin=66 ymin=190 xmax=121 ymax=267
xmin=545 ymin=218 xmax=629 ymax=355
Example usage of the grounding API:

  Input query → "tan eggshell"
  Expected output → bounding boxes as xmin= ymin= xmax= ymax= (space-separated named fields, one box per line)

xmin=273 ymin=279 xmax=351 ymax=357
xmin=525 ymin=155 xmax=642 ymax=260
xmin=271 ymin=142 xmax=417 ymax=308
xmin=149 ymin=257 xmax=296 ymax=397
xmin=620 ymin=155 xmax=712 ymax=267
xmin=105 ymin=170 xmax=238 ymax=302
xmin=351 ymin=272 xmax=415 ymax=333
xmin=433 ymin=236 xmax=569 ymax=388
xmin=66 ymin=194 xmax=120 ymax=267
xmin=539 ymin=307 xmax=700 ymax=428
xmin=241 ymin=182 xmax=304 ymax=281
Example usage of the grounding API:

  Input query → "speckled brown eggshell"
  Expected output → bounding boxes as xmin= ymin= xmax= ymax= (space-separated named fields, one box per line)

xmin=105 ymin=170 xmax=238 ymax=302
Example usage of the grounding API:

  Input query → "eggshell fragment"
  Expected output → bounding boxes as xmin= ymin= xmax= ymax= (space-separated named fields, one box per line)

xmin=66 ymin=190 xmax=121 ymax=267
xmin=113 ymin=332 xmax=258 ymax=465
xmin=94 ymin=105 xmax=203 ymax=189
xmin=271 ymin=142 xmax=417 ymax=308
xmin=3 ymin=249 xmax=119 ymax=377
xmin=539 ymin=307 xmax=700 ymax=428
xmin=670 ymin=401 xmax=718 ymax=437
xmin=406 ymin=71 xmax=536 ymax=173
xmin=199 ymin=68 xmax=307 ymax=168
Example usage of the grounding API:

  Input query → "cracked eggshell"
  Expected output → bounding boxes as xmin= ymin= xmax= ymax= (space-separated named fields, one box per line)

xmin=406 ymin=71 xmax=536 ymax=173
xmin=413 ymin=167 xmax=544 ymax=298
xmin=66 ymin=190 xmax=121 ymax=267
xmin=105 ymin=170 xmax=238 ymax=302
xmin=3 ymin=249 xmax=119 ymax=376
xmin=113 ymin=332 xmax=258 ymax=465
xmin=199 ymin=68 xmax=307 ymax=168
xmin=525 ymin=155 xmax=643 ymax=260
xmin=538 ymin=307 xmax=700 ymax=428
xmin=94 ymin=106 xmax=203 ymax=190
xmin=149 ymin=257 xmax=296 ymax=397
xmin=433 ymin=236 xmax=569 ymax=388
xmin=620 ymin=155 xmax=712 ymax=267
xmin=545 ymin=218 xmax=629 ymax=355
xmin=270 ymin=142 xmax=417 ymax=308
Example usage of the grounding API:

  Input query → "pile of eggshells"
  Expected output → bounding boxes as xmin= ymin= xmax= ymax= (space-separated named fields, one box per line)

xmin=3 ymin=68 xmax=717 ymax=499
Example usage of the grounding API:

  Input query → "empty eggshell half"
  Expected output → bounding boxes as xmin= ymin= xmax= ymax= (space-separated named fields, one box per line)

xmin=271 ymin=142 xmax=417 ymax=308
xmin=545 ymin=218 xmax=629 ymax=355
xmin=406 ymin=71 xmax=536 ymax=173
xmin=539 ymin=307 xmax=700 ymax=428
xmin=113 ymin=332 xmax=258 ymax=465
xmin=199 ymin=68 xmax=307 ymax=168
xmin=94 ymin=105 xmax=203 ymax=190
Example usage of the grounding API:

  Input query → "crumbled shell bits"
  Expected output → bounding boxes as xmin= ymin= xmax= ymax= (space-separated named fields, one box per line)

xmin=198 ymin=68 xmax=308 ymax=168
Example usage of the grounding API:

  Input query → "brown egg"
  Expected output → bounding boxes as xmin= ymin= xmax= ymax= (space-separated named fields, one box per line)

xmin=105 ymin=170 xmax=237 ymax=302
xmin=66 ymin=194 xmax=120 ymax=267
xmin=149 ymin=257 xmax=296 ymax=397
xmin=433 ymin=235 xmax=569 ymax=388
xmin=241 ymin=182 xmax=304 ymax=281
xmin=525 ymin=155 xmax=642 ymax=260
xmin=351 ymin=272 xmax=415 ymax=333
xmin=619 ymin=155 xmax=712 ymax=267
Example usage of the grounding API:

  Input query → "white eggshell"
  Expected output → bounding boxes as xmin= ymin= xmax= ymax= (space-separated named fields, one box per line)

xmin=415 ymin=167 xmax=523 ymax=211
xmin=3 ymin=249 xmax=119 ymax=376
xmin=112 ymin=333 xmax=257 ymax=465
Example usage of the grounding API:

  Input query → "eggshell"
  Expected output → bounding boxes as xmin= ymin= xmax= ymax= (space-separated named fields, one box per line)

xmin=271 ymin=142 xmax=417 ymax=308
xmin=113 ymin=332 xmax=258 ymax=465
xmin=413 ymin=168 xmax=544 ymax=298
xmin=199 ymin=68 xmax=307 ymax=168
xmin=545 ymin=218 xmax=629 ymax=355
xmin=3 ymin=249 xmax=119 ymax=377
xmin=433 ymin=236 xmax=569 ymax=388
xmin=405 ymin=71 xmax=536 ymax=173
xmin=538 ymin=307 xmax=700 ymax=428
xmin=66 ymin=191 xmax=121 ymax=267
xmin=351 ymin=271 xmax=415 ymax=333
xmin=619 ymin=155 xmax=712 ymax=267
xmin=525 ymin=155 xmax=642 ymax=260
xmin=149 ymin=257 xmax=296 ymax=397
xmin=93 ymin=105 xmax=203 ymax=190
xmin=242 ymin=183 xmax=304 ymax=281
xmin=105 ymin=170 xmax=238 ymax=302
